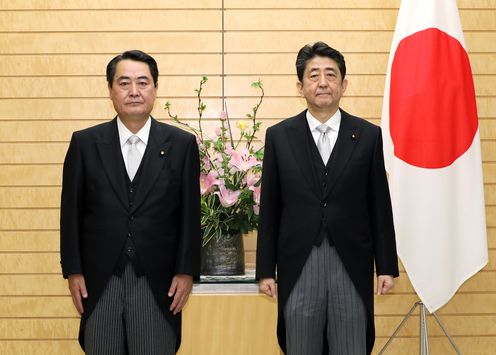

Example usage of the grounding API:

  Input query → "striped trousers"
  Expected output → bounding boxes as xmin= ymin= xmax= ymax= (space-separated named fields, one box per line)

xmin=84 ymin=263 xmax=176 ymax=355
xmin=284 ymin=238 xmax=367 ymax=355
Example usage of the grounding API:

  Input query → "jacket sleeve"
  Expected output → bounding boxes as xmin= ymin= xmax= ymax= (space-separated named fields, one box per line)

xmin=368 ymin=127 xmax=399 ymax=277
xmin=60 ymin=132 xmax=84 ymax=278
xmin=256 ymin=127 xmax=282 ymax=280
xmin=174 ymin=134 xmax=202 ymax=279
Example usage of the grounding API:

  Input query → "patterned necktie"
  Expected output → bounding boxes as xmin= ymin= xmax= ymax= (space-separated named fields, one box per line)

xmin=316 ymin=124 xmax=332 ymax=164
xmin=127 ymin=135 xmax=142 ymax=181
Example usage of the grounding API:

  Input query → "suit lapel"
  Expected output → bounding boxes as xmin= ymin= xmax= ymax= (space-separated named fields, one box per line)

xmin=131 ymin=118 xmax=171 ymax=213
xmin=285 ymin=111 xmax=321 ymax=198
xmin=324 ymin=110 xmax=361 ymax=199
xmin=96 ymin=118 xmax=129 ymax=209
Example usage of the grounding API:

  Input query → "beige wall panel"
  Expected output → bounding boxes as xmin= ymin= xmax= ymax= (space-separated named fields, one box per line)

xmin=0 ymin=98 xmax=223 ymax=120
xmin=0 ymin=10 xmax=221 ymax=32
xmin=225 ymin=53 xmax=388 ymax=75
xmin=487 ymin=207 xmax=496 ymax=227
xmin=0 ymin=166 xmax=62 ymax=186
xmin=376 ymin=314 xmax=496 ymax=336
xmin=225 ymin=9 xmax=398 ymax=31
xmin=225 ymin=31 xmax=496 ymax=53
xmin=0 ymin=341 xmax=82 ymax=355
xmin=215 ymin=97 xmax=495 ymax=121
xmin=225 ymin=75 xmax=386 ymax=97
xmin=179 ymin=294 xmax=280 ymax=355
xmin=375 ymin=293 xmax=496 ymax=315
xmin=0 ymin=318 xmax=78 ymax=339
xmin=466 ymin=31 xmax=496 ymax=52
xmin=225 ymin=31 xmax=395 ymax=53
xmin=225 ymin=0 xmax=496 ymax=9
xmin=225 ymin=9 xmax=495 ymax=31
xmin=488 ymin=228 xmax=496 ymax=247
xmin=0 ymin=143 xmax=68 ymax=163
xmin=0 ymin=253 xmax=60 ymax=274
xmin=373 ymin=337 xmax=496 ymax=355
xmin=482 ymin=141 xmax=496 ymax=161
xmin=0 ymin=118 xmax=257 ymax=143
xmin=2 ymin=338 xmax=495 ymax=355
xmin=450 ymin=271 xmax=496 ymax=292
xmin=0 ymin=275 xmax=66 ymax=295
xmin=461 ymin=9 xmax=496 ymax=29
xmin=475 ymin=75 xmax=496 ymax=95
xmin=0 ymin=32 xmax=221 ymax=54
xmin=0 ymin=121 xmax=106 ymax=142
xmin=0 ymin=187 xmax=61 ymax=208
xmin=480 ymin=119 xmax=496 ymax=140
xmin=0 ymin=76 xmax=222 ymax=99
xmin=0 ymin=231 xmax=58 ymax=252
xmin=226 ymin=0 xmax=400 ymax=8
xmin=0 ymin=0 xmax=220 ymax=10
xmin=0 ymin=296 xmax=77 ymax=317
xmin=224 ymin=53 xmax=494 ymax=75
xmin=0 ymin=129 xmax=492 ymax=166
xmin=483 ymin=163 xmax=496 ymax=183
xmin=0 ymin=54 xmax=222 ymax=76
xmin=486 ymin=184 xmax=496 ymax=204
xmin=225 ymin=74 xmax=494 ymax=98
xmin=0 ymin=209 xmax=59 ymax=230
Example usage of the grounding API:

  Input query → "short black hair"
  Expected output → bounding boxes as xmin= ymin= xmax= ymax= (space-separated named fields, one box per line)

xmin=106 ymin=50 xmax=159 ymax=87
xmin=295 ymin=41 xmax=346 ymax=82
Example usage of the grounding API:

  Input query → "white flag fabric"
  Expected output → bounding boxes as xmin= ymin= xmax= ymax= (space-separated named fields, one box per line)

xmin=381 ymin=0 xmax=488 ymax=312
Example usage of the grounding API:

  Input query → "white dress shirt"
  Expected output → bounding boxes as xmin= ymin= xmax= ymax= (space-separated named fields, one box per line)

xmin=117 ymin=117 xmax=151 ymax=171
xmin=306 ymin=109 xmax=341 ymax=153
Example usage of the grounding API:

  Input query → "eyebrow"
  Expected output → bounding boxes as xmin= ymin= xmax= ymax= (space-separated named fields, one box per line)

xmin=309 ymin=67 xmax=337 ymax=73
xmin=116 ymin=75 xmax=150 ymax=81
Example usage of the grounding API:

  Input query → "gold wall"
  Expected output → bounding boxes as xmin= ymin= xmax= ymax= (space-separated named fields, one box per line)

xmin=0 ymin=1 xmax=494 ymax=354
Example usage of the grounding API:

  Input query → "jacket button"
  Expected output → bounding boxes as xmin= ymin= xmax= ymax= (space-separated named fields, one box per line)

xmin=322 ymin=202 xmax=327 ymax=208
xmin=127 ymin=233 xmax=132 ymax=238
xmin=129 ymin=215 xmax=134 ymax=221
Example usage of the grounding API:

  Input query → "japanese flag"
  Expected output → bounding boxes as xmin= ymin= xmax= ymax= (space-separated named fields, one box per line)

xmin=381 ymin=0 xmax=488 ymax=312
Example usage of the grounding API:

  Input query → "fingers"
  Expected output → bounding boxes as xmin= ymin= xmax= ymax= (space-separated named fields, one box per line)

xmin=68 ymin=274 xmax=88 ymax=315
xmin=259 ymin=278 xmax=277 ymax=299
xmin=168 ymin=274 xmax=193 ymax=315
xmin=377 ymin=275 xmax=394 ymax=295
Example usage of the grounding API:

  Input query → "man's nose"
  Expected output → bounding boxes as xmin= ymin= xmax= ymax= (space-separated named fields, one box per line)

xmin=318 ymin=73 xmax=328 ymax=87
xmin=129 ymin=82 xmax=139 ymax=96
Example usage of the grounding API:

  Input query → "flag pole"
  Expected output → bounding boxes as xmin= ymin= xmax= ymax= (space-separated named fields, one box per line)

xmin=378 ymin=301 xmax=462 ymax=355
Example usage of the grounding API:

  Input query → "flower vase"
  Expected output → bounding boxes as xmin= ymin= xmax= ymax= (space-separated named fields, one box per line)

xmin=201 ymin=233 xmax=245 ymax=276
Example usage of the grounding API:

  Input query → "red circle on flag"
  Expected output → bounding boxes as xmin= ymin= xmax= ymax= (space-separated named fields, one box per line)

xmin=389 ymin=28 xmax=478 ymax=169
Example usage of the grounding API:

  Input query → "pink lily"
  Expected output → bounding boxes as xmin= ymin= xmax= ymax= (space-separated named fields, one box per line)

xmin=229 ymin=148 xmax=261 ymax=172
xmin=200 ymin=171 xmax=220 ymax=195
xmin=249 ymin=185 xmax=261 ymax=205
xmin=245 ymin=169 xmax=261 ymax=187
xmin=215 ymin=185 xmax=242 ymax=208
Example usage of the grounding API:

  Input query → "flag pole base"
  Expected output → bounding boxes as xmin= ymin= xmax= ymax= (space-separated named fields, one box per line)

xmin=378 ymin=301 xmax=462 ymax=355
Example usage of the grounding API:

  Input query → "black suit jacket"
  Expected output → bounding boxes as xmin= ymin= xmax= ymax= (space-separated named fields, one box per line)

xmin=256 ymin=109 xmax=399 ymax=354
xmin=60 ymin=117 xmax=201 ymax=351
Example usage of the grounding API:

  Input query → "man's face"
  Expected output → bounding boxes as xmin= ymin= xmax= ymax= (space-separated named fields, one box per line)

xmin=297 ymin=56 xmax=347 ymax=113
xmin=108 ymin=59 xmax=157 ymax=122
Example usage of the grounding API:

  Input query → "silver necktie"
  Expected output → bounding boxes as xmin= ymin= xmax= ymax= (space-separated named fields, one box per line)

xmin=316 ymin=124 xmax=332 ymax=164
xmin=127 ymin=135 xmax=142 ymax=181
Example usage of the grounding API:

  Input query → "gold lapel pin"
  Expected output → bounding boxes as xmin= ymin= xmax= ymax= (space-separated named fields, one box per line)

xmin=160 ymin=150 xmax=166 ymax=156
xmin=351 ymin=134 xmax=356 ymax=140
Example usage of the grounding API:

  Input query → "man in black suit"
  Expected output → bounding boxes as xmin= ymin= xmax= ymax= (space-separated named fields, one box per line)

xmin=60 ymin=50 xmax=201 ymax=354
xmin=256 ymin=42 xmax=399 ymax=354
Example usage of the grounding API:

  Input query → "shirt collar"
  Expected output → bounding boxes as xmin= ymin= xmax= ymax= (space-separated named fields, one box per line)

xmin=306 ymin=109 xmax=341 ymax=133
xmin=117 ymin=117 xmax=151 ymax=147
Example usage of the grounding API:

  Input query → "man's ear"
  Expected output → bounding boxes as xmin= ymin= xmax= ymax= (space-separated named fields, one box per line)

xmin=296 ymin=80 xmax=303 ymax=96
xmin=341 ymin=78 xmax=348 ymax=93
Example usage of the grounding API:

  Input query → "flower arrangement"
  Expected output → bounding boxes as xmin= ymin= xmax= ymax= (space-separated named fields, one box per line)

xmin=165 ymin=77 xmax=264 ymax=247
